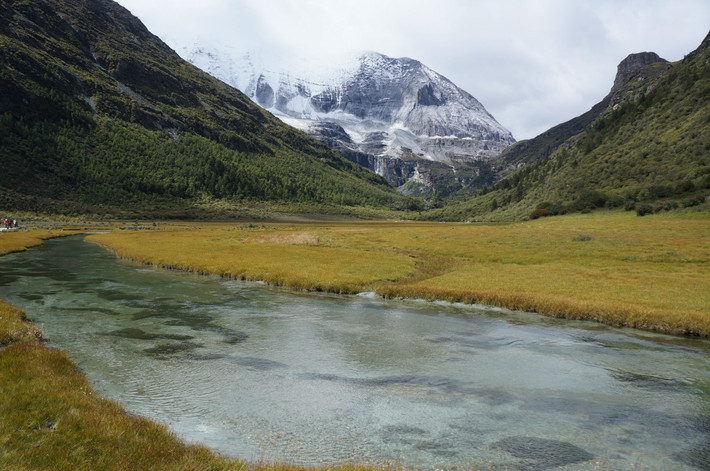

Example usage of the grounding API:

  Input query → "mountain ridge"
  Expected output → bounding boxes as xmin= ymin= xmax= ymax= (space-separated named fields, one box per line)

xmin=429 ymin=30 xmax=710 ymax=221
xmin=493 ymin=51 xmax=670 ymax=175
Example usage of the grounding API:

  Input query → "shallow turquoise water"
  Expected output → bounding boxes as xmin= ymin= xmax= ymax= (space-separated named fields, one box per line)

xmin=1 ymin=236 xmax=709 ymax=470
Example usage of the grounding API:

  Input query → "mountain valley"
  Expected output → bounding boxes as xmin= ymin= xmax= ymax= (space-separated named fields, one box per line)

xmin=0 ymin=0 xmax=707 ymax=222
xmin=431 ymin=32 xmax=710 ymax=220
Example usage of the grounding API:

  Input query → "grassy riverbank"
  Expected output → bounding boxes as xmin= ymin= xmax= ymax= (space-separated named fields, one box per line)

xmin=0 ymin=231 xmax=237 ymax=470
xmin=88 ymin=210 xmax=710 ymax=336
xmin=0 ymin=230 xmax=397 ymax=471
xmin=0 ymin=230 xmax=56 ymax=347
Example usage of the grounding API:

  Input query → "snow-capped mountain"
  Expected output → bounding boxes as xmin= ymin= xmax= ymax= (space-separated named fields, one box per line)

xmin=177 ymin=44 xmax=516 ymax=192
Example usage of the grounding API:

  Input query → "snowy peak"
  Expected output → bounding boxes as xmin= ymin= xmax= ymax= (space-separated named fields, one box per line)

xmin=177 ymin=46 xmax=513 ymax=155
xmin=174 ymin=44 xmax=515 ymax=192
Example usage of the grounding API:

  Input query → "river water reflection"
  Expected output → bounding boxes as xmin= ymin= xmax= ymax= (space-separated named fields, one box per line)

xmin=1 ymin=236 xmax=709 ymax=470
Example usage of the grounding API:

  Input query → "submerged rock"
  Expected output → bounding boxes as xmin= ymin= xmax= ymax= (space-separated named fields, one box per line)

xmin=143 ymin=341 xmax=203 ymax=356
xmin=492 ymin=436 xmax=594 ymax=469
xmin=231 ymin=356 xmax=287 ymax=371
xmin=107 ymin=327 xmax=194 ymax=341
xmin=109 ymin=327 xmax=159 ymax=340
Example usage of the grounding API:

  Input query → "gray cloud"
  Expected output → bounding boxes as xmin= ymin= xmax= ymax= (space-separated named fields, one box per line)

xmin=116 ymin=0 xmax=709 ymax=140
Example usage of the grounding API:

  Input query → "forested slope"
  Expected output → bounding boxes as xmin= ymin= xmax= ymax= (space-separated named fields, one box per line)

xmin=433 ymin=31 xmax=710 ymax=221
xmin=0 ymin=0 xmax=409 ymax=217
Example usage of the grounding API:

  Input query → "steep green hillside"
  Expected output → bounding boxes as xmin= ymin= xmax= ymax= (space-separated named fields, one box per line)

xmin=490 ymin=52 xmax=670 ymax=178
xmin=0 ymin=0 xmax=409 ymax=217
xmin=491 ymin=97 xmax=610 ymax=177
xmin=434 ymin=32 xmax=710 ymax=221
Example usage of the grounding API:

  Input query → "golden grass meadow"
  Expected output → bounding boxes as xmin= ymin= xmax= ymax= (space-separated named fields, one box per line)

xmin=89 ymin=211 xmax=710 ymax=337
xmin=1 ymin=210 xmax=709 ymax=470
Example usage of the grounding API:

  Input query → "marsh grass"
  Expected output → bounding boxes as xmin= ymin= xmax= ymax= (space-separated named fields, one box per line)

xmin=0 ymin=229 xmax=56 ymax=256
xmin=89 ymin=227 xmax=418 ymax=294
xmin=89 ymin=211 xmax=710 ymax=336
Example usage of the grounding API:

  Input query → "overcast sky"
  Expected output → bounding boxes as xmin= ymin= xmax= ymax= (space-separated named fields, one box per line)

xmin=114 ymin=0 xmax=709 ymax=140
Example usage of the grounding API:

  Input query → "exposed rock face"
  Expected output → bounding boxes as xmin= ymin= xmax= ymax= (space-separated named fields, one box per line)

xmin=306 ymin=121 xmax=426 ymax=188
xmin=697 ymin=30 xmax=710 ymax=52
xmin=611 ymin=52 xmax=668 ymax=95
xmin=176 ymin=46 xmax=516 ymax=193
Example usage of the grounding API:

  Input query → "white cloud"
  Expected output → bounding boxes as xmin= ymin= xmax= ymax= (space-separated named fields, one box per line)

xmin=115 ymin=0 xmax=710 ymax=140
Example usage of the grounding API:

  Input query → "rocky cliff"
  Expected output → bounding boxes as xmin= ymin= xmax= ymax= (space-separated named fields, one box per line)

xmin=611 ymin=52 xmax=668 ymax=94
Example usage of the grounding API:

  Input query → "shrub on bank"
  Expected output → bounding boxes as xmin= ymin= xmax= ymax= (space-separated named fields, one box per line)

xmin=529 ymin=208 xmax=551 ymax=220
xmin=635 ymin=203 xmax=654 ymax=216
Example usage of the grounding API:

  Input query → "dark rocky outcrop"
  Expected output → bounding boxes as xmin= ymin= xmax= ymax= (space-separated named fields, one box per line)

xmin=611 ymin=52 xmax=668 ymax=95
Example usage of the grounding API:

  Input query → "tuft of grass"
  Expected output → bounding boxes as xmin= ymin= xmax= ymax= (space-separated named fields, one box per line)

xmin=0 ymin=300 xmax=44 ymax=347
xmin=572 ymin=234 xmax=593 ymax=242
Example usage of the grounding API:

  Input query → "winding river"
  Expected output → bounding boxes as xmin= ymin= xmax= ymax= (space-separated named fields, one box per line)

xmin=1 ymin=236 xmax=709 ymax=470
